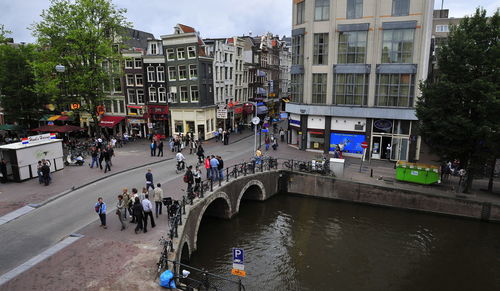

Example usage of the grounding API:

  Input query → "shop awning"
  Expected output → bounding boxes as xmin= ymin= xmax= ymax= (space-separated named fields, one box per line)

xmin=148 ymin=105 xmax=169 ymax=115
xmin=0 ymin=124 xmax=23 ymax=131
xmin=31 ymin=125 xmax=83 ymax=133
xmin=99 ymin=115 xmax=125 ymax=128
xmin=57 ymin=115 xmax=73 ymax=121
xmin=47 ymin=115 xmax=61 ymax=121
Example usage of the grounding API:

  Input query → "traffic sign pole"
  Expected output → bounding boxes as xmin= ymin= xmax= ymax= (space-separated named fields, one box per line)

xmin=360 ymin=141 xmax=368 ymax=173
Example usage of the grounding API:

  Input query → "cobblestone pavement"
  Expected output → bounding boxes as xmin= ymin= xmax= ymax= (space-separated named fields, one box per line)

xmin=1 ymin=128 xmax=499 ymax=291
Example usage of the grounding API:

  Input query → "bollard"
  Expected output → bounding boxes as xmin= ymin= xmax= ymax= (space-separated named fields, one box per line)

xmin=210 ymin=179 xmax=213 ymax=192
xmin=370 ymin=168 xmax=373 ymax=177
xmin=244 ymin=164 xmax=247 ymax=176
xmin=178 ymin=209 xmax=183 ymax=226
xmin=226 ymin=168 xmax=229 ymax=182
xmin=219 ymin=177 xmax=222 ymax=187
xmin=200 ymin=182 xmax=204 ymax=198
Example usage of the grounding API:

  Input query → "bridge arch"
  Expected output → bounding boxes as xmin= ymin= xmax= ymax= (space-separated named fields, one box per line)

xmin=192 ymin=191 xmax=232 ymax=251
xmin=236 ymin=180 xmax=266 ymax=213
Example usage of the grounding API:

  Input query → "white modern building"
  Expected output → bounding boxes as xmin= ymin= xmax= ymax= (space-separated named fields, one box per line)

xmin=287 ymin=0 xmax=434 ymax=161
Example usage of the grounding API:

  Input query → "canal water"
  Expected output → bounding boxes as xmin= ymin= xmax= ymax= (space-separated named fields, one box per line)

xmin=189 ymin=194 xmax=500 ymax=291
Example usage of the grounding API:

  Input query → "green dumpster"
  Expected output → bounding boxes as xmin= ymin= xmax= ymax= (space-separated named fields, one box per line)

xmin=395 ymin=161 xmax=440 ymax=185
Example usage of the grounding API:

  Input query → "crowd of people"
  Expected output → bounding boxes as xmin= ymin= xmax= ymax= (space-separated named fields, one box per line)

xmin=89 ymin=138 xmax=115 ymax=173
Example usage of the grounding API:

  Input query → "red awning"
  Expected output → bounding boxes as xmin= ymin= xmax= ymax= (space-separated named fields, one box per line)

xmin=57 ymin=115 xmax=71 ymax=121
xmin=31 ymin=125 xmax=83 ymax=133
xmin=99 ymin=115 xmax=125 ymax=128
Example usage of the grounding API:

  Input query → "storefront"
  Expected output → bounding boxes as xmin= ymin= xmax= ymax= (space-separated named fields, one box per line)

xmin=370 ymin=119 xmax=412 ymax=161
xmin=329 ymin=117 xmax=367 ymax=157
xmin=288 ymin=113 xmax=301 ymax=146
xmin=147 ymin=105 xmax=169 ymax=138
xmin=170 ymin=107 xmax=216 ymax=141
xmin=99 ymin=115 xmax=126 ymax=136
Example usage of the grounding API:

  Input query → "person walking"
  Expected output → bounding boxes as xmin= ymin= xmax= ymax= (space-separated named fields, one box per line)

xmin=103 ymin=148 xmax=111 ymax=173
xmin=150 ymin=141 xmax=157 ymax=157
xmin=272 ymin=138 xmax=279 ymax=150
xmin=132 ymin=197 xmax=144 ymax=234
xmin=196 ymin=144 xmax=205 ymax=164
xmin=189 ymin=139 xmax=196 ymax=155
xmin=122 ymin=188 xmax=130 ymax=219
xmin=116 ymin=195 xmax=126 ymax=231
xmin=89 ymin=147 xmax=98 ymax=168
xmin=139 ymin=187 xmax=148 ymax=202
xmin=210 ymin=155 xmax=219 ymax=181
xmin=145 ymin=168 xmax=154 ymax=191
xmin=98 ymin=148 xmax=104 ymax=170
xmin=107 ymin=145 xmax=114 ymax=166
xmin=94 ymin=197 xmax=107 ymax=229
xmin=141 ymin=194 xmax=155 ymax=233
xmin=194 ymin=166 xmax=202 ymax=195
xmin=223 ymin=131 xmax=230 ymax=145
xmin=265 ymin=135 xmax=271 ymax=151
xmin=153 ymin=183 xmax=163 ymax=218
xmin=217 ymin=156 xmax=224 ymax=181
xmin=129 ymin=188 xmax=139 ymax=223
xmin=37 ymin=161 xmax=43 ymax=184
xmin=157 ymin=140 xmax=164 ymax=157
xmin=185 ymin=165 xmax=194 ymax=194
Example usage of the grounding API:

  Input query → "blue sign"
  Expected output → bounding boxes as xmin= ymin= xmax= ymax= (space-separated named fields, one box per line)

xmin=330 ymin=132 xmax=366 ymax=154
xmin=280 ymin=112 xmax=288 ymax=119
xmin=261 ymin=128 xmax=269 ymax=133
xmin=233 ymin=248 xmax=244 ymax=264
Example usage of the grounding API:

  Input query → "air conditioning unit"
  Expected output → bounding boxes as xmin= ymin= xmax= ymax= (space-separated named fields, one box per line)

xmin=354 ymin=124 xmax=364 ymax=131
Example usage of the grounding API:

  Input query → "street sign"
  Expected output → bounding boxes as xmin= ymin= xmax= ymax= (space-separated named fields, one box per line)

xmin=261 ymin=128 xmax=269 ymax=133
xmin=251 ymin=116 xmax=260 ymax=125
xmin=217 ymin=109 xmax=228 ymax=119
xmin=361 ymin=141 xmax=368 ymax=149
xmin=231 ymin=269 xmax=246 ymax=277
xmin=233 ymin=248 xmax=244 ymax=264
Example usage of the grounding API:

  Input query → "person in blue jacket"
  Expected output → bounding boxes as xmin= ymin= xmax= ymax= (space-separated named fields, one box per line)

xmin=95 ymin=197 xmax=107 ymax=229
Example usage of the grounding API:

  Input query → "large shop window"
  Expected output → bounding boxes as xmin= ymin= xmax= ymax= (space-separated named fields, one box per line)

xmin=290 ymin=74 xmax=304 ymax=103
xmin=382 ymin=28 xmax=414 ymax=63
xmin=375 ymin=73 xmax=415 ymax=107
xmin=312 ymin=74 xmax=327 ymax=104
xmin=334 ymin=73 xmax=368 ymax=105
xmin=313 ymin=33 xmax=329 ymax=65
xmin=338 ymin=30 xmax=367 ymax=64
xmin=308 ymin=131 xmax=324 ymax=150
xmin=175 ymin=121 xmax=184 ymax=133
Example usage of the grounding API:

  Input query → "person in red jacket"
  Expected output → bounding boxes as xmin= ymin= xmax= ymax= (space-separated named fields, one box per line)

xmin=204 ymin=156 xmax=211 ymax=180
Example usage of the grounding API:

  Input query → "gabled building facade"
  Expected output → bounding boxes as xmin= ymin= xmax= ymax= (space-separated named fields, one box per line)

xmin=161 ymin=24 xmax=215 ymax=140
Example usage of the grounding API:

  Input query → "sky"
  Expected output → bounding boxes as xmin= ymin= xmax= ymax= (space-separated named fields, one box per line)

xmin=1 ymin=0 xmax=498 ymax=43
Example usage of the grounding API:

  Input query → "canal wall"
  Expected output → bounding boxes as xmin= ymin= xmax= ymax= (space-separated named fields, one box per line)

xmin=283 ymin=171 xmax=500 ymax=223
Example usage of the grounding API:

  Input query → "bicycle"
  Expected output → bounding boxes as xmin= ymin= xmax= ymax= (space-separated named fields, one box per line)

xmin=155 ymin=236 xmax=173 ymax=279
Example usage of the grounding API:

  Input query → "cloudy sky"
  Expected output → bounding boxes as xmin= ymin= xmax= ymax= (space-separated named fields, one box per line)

xmin=1 ymin=0 xmax=498 ymax=43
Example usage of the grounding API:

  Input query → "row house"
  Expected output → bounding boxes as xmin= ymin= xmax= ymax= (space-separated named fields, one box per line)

xmin=161 ymin=24 xmax=215 ymax=141
xmin=143 ymin=38 xmax=169 ymax=137
xmin=279 ymin=36 xmax=292 ymax=111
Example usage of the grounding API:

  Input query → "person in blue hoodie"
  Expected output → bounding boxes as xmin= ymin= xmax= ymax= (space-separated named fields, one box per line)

xmin=95 ymin=197 xmax=107 ymax=229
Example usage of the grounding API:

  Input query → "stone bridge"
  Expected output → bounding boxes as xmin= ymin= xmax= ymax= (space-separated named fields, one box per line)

xmin=173 ymin=170 xmax=284 ymax=263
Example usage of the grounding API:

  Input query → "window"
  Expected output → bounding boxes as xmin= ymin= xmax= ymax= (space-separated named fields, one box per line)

xmin=127 ymin=89 xmax=136 ymax=103
xmin=134 ymin=58 xmax=142 ymax=69
xmin=237 ymin=47 xmax=243 ymax=56
xmin=296 ymin=1 xmax=305 ymax=24
xmin=149 ymin=87 xmax=157 ymax=102
xmin=333 ymin=73 xmax=368 ymax=105
xmin=178 ymin=65 xmax=187 ymax=80
xmin=168 ymin=66 xmax=177 ymax=81
xmin=151 ymin=43 xmax=157 ymax=55
xmin=147 ymin=66 xmax=155 ymax=82
xmin=435 ymin=25 xmax=449 ymax=32
xmin=189 ymin=65 xmax=198 ymax=79
xmin=338 ymin=31 xmax=367 ymax=63
xmin=180 ymin=86 xmax=188 ymax=102
xmin=314 ymin=0 xmax=329 ymax=21
xmin=119 ymin=100 xmax=125 ymax=113
xmin=230 ymin=68 xmax=233 ymax=79
xmin=125 ymin=59 xmax=134 ymax=69
xmin=157 ymin=66 xmax=165 ymax=82
xmin=177 ymin=48 xmax=185 ymax=60
xmin=376 ymin=73 xmax=415 ymax=107
xmin=382 ymin=29 xmax=415 ymax=63
xmin=126 ymin=74 xmax=135 ymax=86
xmin=292 ymin=34 xmax=304 ymax=65
xmin=190 ymin=86 xmax=199 ymax=102
xmin=170 ymin=88 xmax=178 ymax=103
xmin=392 ymin=0 xmax=410 ymax=17
xmin=137 ymin=89 xmax=145 ymax=104
xmin=187 ymin=46 xmax=196 ymax=58
xmin=290 ymin=74 xmax=304 ymax=103
xmin=113 ymin=77 xmax=121 ymax=92
xmin=135 ymin=74 xmax=143 ymax=86
xmin=313 ymin=33 xmax=329 ymax=65
xmin=158 ymin=87 xmax=166 ymax=102
xmin=167 ymin=48 xmax=175 ymax=60
xmin=312 ymin=74 xmax=327 ymax=104
xmin=347 ymin=0 xmax=363 ymax=19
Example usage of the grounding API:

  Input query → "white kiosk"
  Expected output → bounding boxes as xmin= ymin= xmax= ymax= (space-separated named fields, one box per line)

xmin=0 ymin=133 xmax=64 ymax=182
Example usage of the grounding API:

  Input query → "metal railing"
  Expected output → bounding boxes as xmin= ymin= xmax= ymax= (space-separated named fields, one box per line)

xmin=168 ymin=259 xmax=246 ymax=291
xmin=280 ymin=158 xmax=334 ymax=176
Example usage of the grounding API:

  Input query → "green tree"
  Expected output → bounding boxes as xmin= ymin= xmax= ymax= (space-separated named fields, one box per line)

xmin=416 ymin=8 xmax=500 ymax=193
xmin=0 ymin=27 xmax=49 ymax=128
xmin=0 ymin=24 xmax=12 ymax=44
xmin=31 ymin=0 xmax=130 ymax=134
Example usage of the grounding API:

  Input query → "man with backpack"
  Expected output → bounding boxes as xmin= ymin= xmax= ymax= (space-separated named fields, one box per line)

xmin=184 ymin=165 xmax=195 ymax=194
xmin=94 ymin=197 xmax=107 ymax=229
